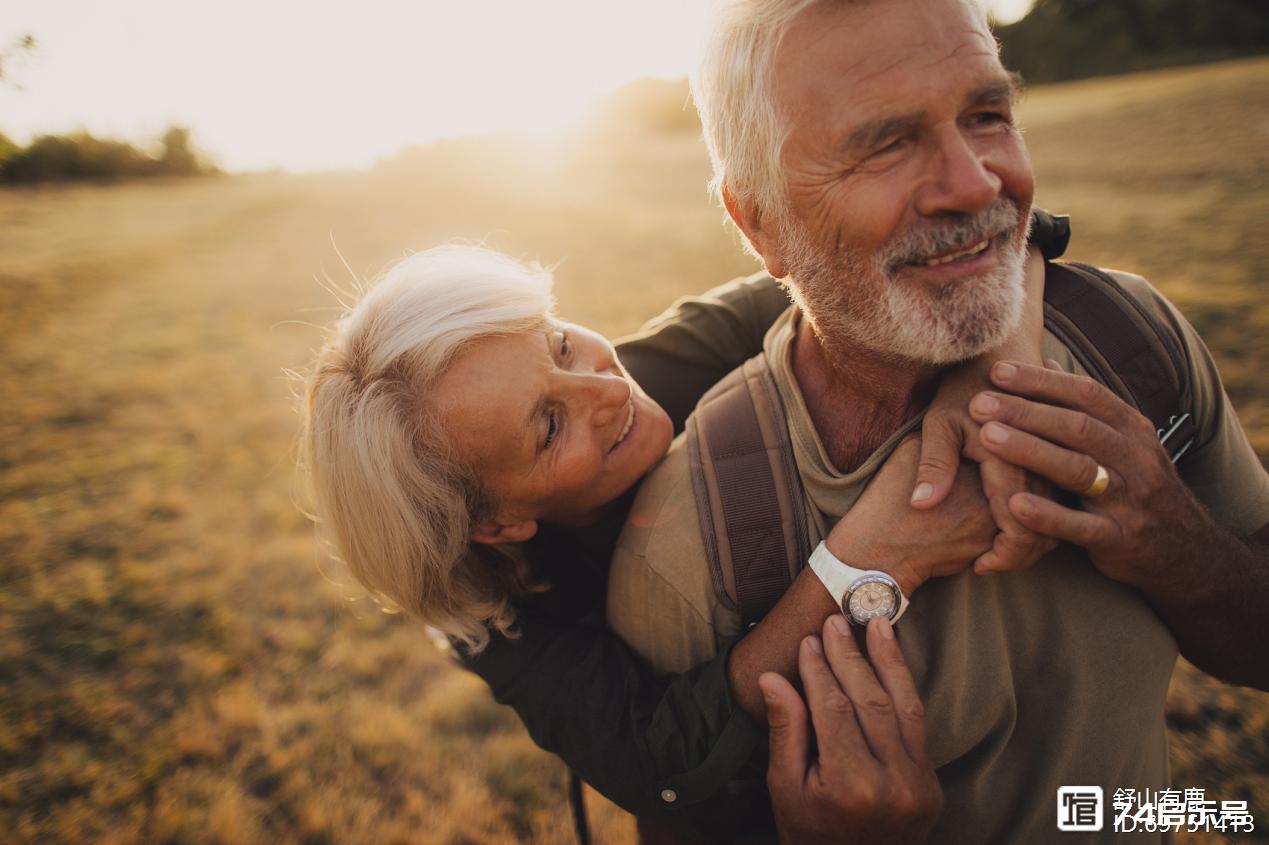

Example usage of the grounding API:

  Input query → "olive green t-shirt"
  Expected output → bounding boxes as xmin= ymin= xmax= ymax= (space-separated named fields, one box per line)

xmin=607 ymin=270 xmax=1269 ymax=844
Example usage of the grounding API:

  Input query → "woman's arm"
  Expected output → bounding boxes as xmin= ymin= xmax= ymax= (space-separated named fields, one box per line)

xmin=457 ymin=611 xmax=764 ymax=818
xmin=615 ymin=271 xmax=792 ymax=435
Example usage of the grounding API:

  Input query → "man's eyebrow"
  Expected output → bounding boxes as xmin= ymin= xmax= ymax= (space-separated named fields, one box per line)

xmin=841 ymin=110 xmax=925 ymax=154
xmin=840 ymin=76 xmax=1021 ymax=155
xmin=967 ymin=76 xmax=1020 ymax=108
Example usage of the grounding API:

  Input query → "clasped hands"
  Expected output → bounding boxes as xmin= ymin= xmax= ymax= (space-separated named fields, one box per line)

xmin=857 ymin=355 xmax=1201 ymax=594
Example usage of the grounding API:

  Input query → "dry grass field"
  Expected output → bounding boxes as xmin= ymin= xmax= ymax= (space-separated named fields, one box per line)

xmin=2 ymin=56 xmax=1267 ymax=844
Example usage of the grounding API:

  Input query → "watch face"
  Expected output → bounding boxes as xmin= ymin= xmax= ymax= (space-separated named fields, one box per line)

xmin=845 ymin=577 xmax=899 ymax=625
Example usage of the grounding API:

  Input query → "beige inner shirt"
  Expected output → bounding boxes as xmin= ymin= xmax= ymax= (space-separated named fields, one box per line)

xmin=607 ymin=270 xmax=1269 ymax=844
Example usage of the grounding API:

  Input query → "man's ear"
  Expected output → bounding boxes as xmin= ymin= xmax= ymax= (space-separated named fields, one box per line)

xmin=723 ymin=183 xmax=788 ymax=279
xmin=470 ymin=517 xmax=539 ymax=546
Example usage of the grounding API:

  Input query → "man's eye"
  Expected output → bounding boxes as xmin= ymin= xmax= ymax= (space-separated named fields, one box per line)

xmin=972 ymin=111 xmax=1010 ymax=127
xmin=543 ymin=410 xmax=559 ymax=449
xmin=874 ymin=138 xmax=905 ymax=156
xmin=559 ymin=332 xmax=572 ymax=360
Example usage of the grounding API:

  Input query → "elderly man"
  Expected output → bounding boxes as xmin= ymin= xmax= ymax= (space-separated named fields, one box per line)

xmin=606 ymin=0 xmax=1269 ymax=841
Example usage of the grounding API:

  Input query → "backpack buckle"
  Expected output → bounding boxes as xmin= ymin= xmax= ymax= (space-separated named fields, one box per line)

xmin=1157 ymin=413 xmax=1195 ymax=464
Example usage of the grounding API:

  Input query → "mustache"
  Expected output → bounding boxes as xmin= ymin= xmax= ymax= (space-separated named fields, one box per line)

xmin=879 ymin=199 xmax=1022 ymax=271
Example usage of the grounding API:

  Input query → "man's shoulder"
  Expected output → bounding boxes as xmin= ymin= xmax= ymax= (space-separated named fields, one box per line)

xmin=607 ymin=435 xmax=743 ymax=671
xmin=1099 ymin=266 xmax=1175 ymax=322
xmin=1043 ymin=263 xmax=1191 ymax=370
xmin=1051 ymin=262 xmax=1269 ymax=534
xmin=613 ymin=437 xmax=717 ymax=617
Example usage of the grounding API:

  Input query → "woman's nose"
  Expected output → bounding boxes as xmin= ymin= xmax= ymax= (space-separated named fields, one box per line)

xmin=577 ymin=371 xmax=631 ymax=429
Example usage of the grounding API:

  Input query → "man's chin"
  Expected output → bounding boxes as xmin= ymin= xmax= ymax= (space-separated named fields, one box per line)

xmin=875 ymin=253 xmax=1027 ymax=364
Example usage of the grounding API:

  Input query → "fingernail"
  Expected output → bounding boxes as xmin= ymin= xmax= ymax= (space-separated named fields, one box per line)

xmin=829 ymin=615 xmax=850 ymax=636
xmin=972 ymin=393 xmax=1000 ymax=414
xmin=910 ymin=482 xmax=934 ymax=503
xmin=982 ymin=422 xmax=1009 ymax=444
xmin=994 ymin=362 xmax=1018 ymax=381
xmin=804 ymin=635 xmax=822 ymax=654
xmin=877 ymin=617 xmax=894 ymax=640
xmin=1013 ymin=494 xmax=1036 ymax=516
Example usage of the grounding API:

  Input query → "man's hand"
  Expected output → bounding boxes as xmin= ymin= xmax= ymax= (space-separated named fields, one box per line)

xmin=968 ymin=359 xmax=1211 ymax=586
xmin=761 ymin=616 xmax=942 ymax=845
xmin=826 ymin=436 xmax=996 ymax=596
xmin=910 ymin=247 xmax=1055 ymax=574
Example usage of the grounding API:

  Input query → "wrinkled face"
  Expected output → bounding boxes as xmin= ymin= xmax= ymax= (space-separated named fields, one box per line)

xmin=767 ymin=0 xmax=1035 ymax=363
xmin=434 ymin=321 xmax=674 ymax=532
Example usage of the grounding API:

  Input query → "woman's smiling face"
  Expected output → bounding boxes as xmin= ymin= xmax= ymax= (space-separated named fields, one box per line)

xmin=434 ymin=319 xmax=674 ymax=541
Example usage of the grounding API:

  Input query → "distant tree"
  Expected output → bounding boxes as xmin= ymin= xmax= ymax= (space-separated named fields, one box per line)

xmin=0 ymin=34 xmax=37 ymax=88
xmin=159 ymin=126 xmax=199 ymax=175
xmin=584 ymin=78 xmax=701 ymax=139
xmin=1 ymin=126 xmax=215 ymax=185
xmin=996 ymin=0 xmax=1269 ymax=83
xmin=0 ymin=132 xmax=18 ymax=168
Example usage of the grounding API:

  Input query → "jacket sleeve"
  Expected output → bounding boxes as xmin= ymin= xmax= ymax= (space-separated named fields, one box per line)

xmin=456 ymin=615 xmax=765 ymax=817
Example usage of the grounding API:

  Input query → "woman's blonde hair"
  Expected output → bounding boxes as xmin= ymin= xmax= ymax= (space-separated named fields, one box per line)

xmin=302 ymin=244 xmax=555 ymax=653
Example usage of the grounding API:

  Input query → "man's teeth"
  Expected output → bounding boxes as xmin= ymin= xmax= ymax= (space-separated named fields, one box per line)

xmin=614 ymin=402 xmax=635 ymax=447
xmin=923 ymin=240 xmax=989 ymax=266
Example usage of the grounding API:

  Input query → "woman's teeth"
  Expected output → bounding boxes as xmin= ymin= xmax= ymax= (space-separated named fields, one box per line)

xmin=923 ymin=239 xmax=989 ymax=266
xmin=613 ymin=402 xmax=636 ymax=449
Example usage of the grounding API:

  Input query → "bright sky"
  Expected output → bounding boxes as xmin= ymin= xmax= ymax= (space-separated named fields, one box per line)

xmin=0 ymin=0 xmax=1034 ymax=173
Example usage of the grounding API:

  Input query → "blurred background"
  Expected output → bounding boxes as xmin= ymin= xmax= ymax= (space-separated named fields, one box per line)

xmin=1 ymin=1 xmax=1267 ymax=842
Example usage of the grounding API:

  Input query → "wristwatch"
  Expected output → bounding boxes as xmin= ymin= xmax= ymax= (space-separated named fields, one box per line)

xmin=808 ymin=541 xmax=909 ymax=627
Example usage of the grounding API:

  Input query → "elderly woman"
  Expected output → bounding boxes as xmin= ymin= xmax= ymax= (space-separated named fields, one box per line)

xmin=306 ymin=245 xmax=676 ymax=653
xmin=302 ymin=222 xmax=1062 ymax=833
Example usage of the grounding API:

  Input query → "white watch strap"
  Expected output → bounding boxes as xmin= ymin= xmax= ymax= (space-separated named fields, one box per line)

xmin=807 ymin=540 xmax=909 ymax=624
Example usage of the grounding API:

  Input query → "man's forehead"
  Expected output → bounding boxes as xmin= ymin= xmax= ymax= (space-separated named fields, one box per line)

xmin=777 ymin=0 xmax=1003 ymax=116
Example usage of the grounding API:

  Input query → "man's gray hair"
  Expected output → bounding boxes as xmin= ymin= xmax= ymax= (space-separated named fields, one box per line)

xmin=691 ymin=0 xmax=992 ymax=251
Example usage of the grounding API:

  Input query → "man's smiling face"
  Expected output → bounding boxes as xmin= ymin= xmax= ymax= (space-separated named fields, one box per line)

xmin=760 ymin=0 xmax=1036 ymax=363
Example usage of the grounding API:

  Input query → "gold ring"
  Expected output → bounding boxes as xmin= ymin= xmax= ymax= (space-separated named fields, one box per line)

xmin=1082 ymin=464 xmax=1110 ymax=498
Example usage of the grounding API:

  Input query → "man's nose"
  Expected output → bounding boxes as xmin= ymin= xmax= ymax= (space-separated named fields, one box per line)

xmin=915 ymin=125 xmax=1002 ymax=217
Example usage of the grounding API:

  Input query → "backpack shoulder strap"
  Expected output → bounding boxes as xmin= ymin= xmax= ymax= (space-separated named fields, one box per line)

xmin=1043 ymin=261 xmax=1197 ymax=462
xmin=686 ymin=354 xmax=811 ymax=628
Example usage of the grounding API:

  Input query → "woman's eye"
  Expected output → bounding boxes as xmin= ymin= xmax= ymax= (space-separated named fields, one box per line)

xmin=559 ymin=332 xmax=572 ymax=360
xmin=543 ymin=410 xmax=559 ymax=449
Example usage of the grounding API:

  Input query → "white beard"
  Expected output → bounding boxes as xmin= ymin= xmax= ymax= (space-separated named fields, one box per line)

xmin=779 ymin=199 xmax=1030 ymax=365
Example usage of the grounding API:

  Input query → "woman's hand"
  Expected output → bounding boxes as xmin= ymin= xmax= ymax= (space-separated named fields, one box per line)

xmin=908 ymin=246 xmax=1056 ymax=574
xmin=824 ymin=436 xmax=995 ymax=596
xmin=762 ymin=615 xmax=942 ymax=845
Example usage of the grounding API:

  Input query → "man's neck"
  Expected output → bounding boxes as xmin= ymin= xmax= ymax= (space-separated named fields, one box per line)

xmin=791 ymin=315 xmax=942 ymax=473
